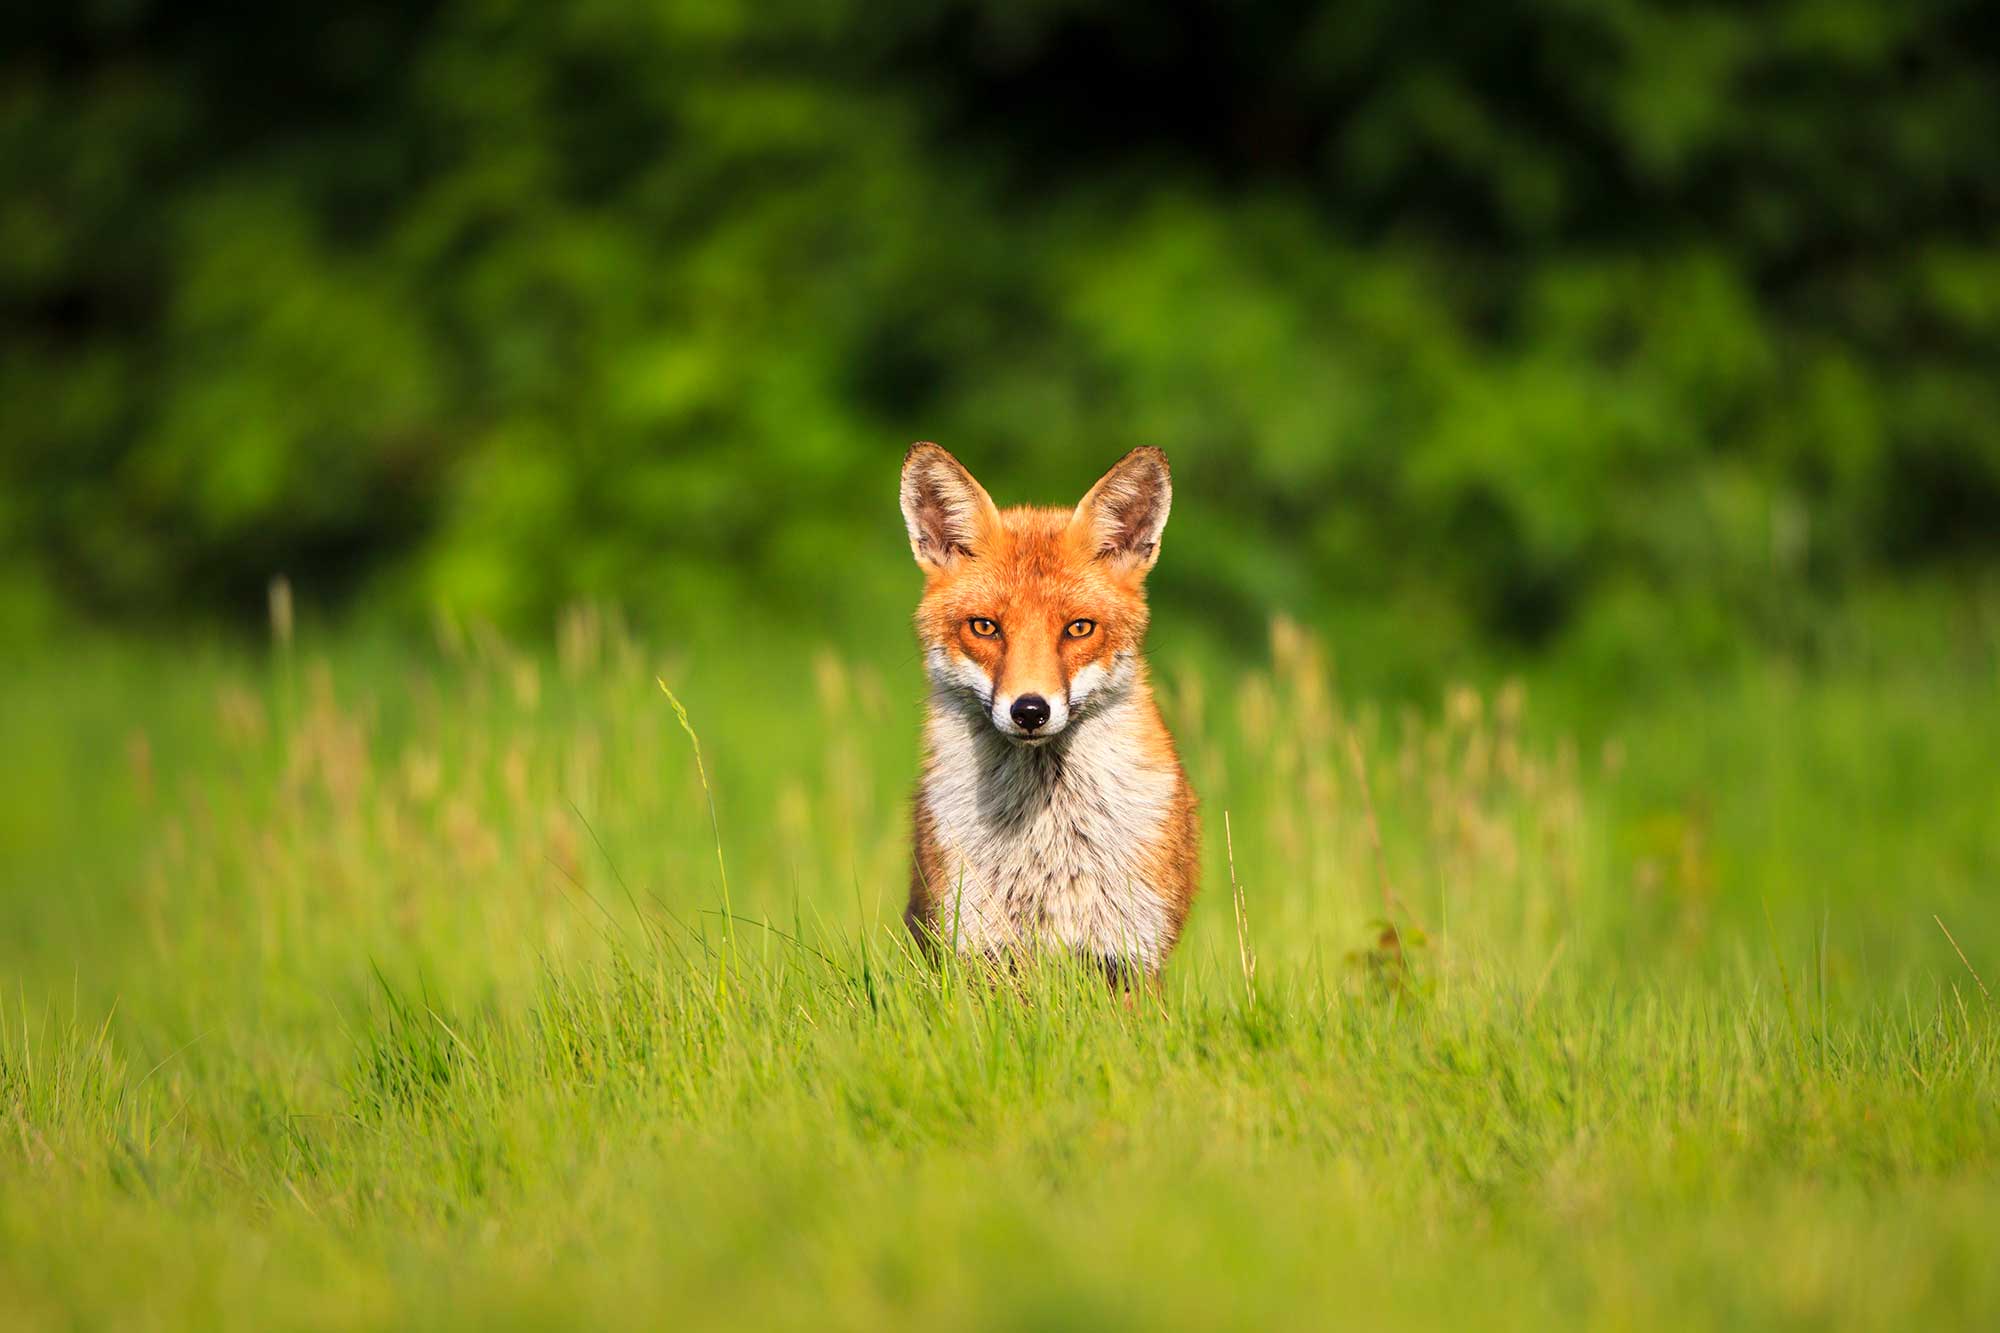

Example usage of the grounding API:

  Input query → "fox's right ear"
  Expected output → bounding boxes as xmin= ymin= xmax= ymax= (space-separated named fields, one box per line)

xmin=900 ymin=444 xmax=999 ymax=570
xmin=1072 ymin=446 xmax=1171 ymax=575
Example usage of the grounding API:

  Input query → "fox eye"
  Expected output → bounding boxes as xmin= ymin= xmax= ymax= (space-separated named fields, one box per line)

xmin=968 ymin=617 xmax=999 ymax=637
xmin=1066 ymin=619 xmax=1096 ymax=639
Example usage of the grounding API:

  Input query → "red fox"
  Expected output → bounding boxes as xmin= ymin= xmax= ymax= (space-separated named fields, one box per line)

xmin=899 ymin=444 xmax=1200 ymax=978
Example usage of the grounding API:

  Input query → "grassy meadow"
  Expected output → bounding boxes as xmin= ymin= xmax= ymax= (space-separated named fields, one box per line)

xmin=4 ymin=603 xmax=1999 ymax=1330
xmin=11 ymin=5 xmax=2000 ymax=1326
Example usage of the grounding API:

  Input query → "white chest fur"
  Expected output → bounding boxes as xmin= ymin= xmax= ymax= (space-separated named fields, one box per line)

xmin=918 ymin=694 xmax=1178 ymax=971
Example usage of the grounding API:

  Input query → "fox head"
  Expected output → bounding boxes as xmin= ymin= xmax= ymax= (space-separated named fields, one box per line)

xmin=900 ymin=444 xmax=1172 ymax=743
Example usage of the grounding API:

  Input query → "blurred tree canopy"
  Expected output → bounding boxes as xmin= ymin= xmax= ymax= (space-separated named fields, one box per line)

xmin=4 ymin=0 xmax=1998 ymax=661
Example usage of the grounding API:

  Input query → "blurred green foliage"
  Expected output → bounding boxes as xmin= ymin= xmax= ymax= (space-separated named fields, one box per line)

xmin=5 ymin=1 xmax=1998 ymax=658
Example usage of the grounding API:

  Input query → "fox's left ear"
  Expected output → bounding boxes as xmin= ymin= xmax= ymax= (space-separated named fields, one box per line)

xmin=901 ymin=443 xmax=1000 ymax=570
xmin=1073 ymin=447 xmax=1172 ymax=574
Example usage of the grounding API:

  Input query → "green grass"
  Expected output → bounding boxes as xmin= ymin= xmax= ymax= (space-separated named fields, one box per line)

xmin=3 ymin=610 xmax=1998 ymax=1330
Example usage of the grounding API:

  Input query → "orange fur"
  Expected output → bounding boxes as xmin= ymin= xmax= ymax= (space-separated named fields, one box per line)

xmin=900 ymin=444 xmax=1200 ymax=977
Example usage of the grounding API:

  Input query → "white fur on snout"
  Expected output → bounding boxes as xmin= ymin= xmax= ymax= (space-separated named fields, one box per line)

xmin=990 ymin=688 xmax=1069 ymax=740
xmin=1065 ymin=660 xmax=1110 ymax=711
xmin=926 ymin=646 xmax=994 ymax=706
xmin=1066 ymin=653 xmax=1137 ymax=719
xmin=927 ymin=645 xmax=1137 ymax=743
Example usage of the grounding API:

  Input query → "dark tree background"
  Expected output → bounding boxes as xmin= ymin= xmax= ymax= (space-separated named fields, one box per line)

xmin=5 ymin=1 xmax=1997 ymax=666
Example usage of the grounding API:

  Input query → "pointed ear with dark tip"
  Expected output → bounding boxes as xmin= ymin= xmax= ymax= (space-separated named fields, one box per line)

xmin=900 ymin=443 xmax=1000 ymax=570
xmin=1072 ymin=447 xmax=1172 ymax=574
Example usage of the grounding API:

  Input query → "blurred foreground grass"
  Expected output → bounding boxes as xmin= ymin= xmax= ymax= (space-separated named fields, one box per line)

xmin=3 ymin=608 xmax=1998 ymax=1330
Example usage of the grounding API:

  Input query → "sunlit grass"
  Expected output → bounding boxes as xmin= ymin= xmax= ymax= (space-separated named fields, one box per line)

xmin=2 ymin=609 xmax=1997 ymax=1329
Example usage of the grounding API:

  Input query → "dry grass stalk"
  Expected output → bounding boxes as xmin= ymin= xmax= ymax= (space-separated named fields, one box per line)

xmin=1225 ymin=811 xmax=1256 ymax=1007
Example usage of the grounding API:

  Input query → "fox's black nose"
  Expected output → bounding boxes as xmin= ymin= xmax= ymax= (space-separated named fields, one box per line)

xmin=1010 ymin=695 xmax=1051 ymax=731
